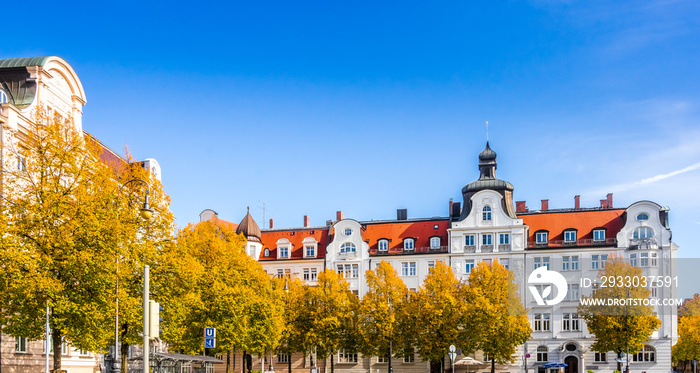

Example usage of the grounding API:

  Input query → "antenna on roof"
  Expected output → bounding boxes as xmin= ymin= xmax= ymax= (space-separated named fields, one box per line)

xmin=485 ymin=121 xmax=489 ymax=142
xmin=257 ymin=201 xmax=267 ymax=229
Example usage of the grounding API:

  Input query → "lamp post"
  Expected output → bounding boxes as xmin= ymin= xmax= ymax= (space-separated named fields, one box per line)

xmin=113 ymin=178 xmax=153 ymax=373
xmin=387 ymin=290 xmax=393 ymax=373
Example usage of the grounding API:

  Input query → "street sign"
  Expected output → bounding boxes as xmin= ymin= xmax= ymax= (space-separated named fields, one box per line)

xmin=204 ymin=327 xmax=216 ymax=338
xmin=525 ymin=353 xmax=531 ymax=359
xmin=692 ymin=360 xmax=697 ymax=365
xmin=449 ymin=345 xmax=456 ymax=353
xmin=204 ymin=338 xmax=216 ymax=348
xmin=448 ymin=352 xmax=456 ymax=362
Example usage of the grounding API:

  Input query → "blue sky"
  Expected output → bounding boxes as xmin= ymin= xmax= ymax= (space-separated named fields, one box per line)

xmin=2 ymin=0 xmax=700 ymax=258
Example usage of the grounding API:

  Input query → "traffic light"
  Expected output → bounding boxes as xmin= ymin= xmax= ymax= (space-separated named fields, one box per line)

xmin=149 ymin=300 xmax=162 ymax=340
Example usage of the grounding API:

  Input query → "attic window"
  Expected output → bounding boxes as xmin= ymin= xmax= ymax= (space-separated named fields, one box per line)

xmin=636 ymin=213 xmax=649 ymax=221
xmin=264 ymin=248 xmax=270 ymax=257
xmin=340 ymin=242 xmax=356 ymax=253
xmin=482 ymin=206 xmax=492 ymax=221
xmin=344 ymin=228 xmax=352 ymax=236
xmin=378 ymin=239 xmax=389 ymax=251
xmin=403 ymin=238 xmax=415 ymax=250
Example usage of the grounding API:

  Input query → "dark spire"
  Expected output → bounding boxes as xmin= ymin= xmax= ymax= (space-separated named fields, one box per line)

xmin=236 ymin=209 xmax=262 ymax=242
xmin=478 ymin=141 xmax=497 ymax=179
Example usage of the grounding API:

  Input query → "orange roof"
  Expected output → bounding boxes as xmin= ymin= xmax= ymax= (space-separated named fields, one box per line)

xmin=520 ymin=208 xmax=625 ymax=246
xmin=217 ymin=218 xmax=239 ymax=231
xmin=259 ymin=227 xmax=330 ymax=261
xmin=364 ymin=219 xmax=450 ymax=255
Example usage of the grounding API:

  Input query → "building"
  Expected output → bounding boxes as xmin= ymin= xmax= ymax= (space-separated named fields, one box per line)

xmin=0 ymin=56 xmax=161 ymax=373
xmin=205 ymin=142 xmax=678 ymax=373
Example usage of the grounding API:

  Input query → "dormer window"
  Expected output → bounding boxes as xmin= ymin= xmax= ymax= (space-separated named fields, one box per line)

xmin=340 ymin=242 xmax=356 ymax=253
xmin=564 ymin=230 xmax=577 ymax=243
xmin=264 ymin=248 xmax=270 ymax=257
xmin=378 ymin=239 xmax=389 ymax=251
xmin=403 ymin=238 xmax=415 ymax=250
xmin=430 ymin=237 xmax=440 ymax=249
xmin=279 ymin=247 xmax=289 ymax=258
xmin=593 ymin=229 xmax=606 ymax=242
xmin=302 ymin=237 xmax=318 ymax=258
xmin=636 ymin=213 xmax=649 ymax=221
xmin=482 ymin=206 xmax=492 ymax=221
xmin=536 ymin=231 xmax=548 ymax=244
xmin=276 ymin=238 xmax=291 ymax=259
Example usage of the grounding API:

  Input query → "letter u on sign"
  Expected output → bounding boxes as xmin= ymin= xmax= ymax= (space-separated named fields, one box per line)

xmin=205 ymin=327 xmax=216 ymax=338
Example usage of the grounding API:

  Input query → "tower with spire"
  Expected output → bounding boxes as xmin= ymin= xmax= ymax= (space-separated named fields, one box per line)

xmin=236 ymin=207 xmax=263 ymax=259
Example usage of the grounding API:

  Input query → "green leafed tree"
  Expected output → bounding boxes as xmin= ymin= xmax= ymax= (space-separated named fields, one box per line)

xmin=578 ymin=255 xmax=661 ymax=372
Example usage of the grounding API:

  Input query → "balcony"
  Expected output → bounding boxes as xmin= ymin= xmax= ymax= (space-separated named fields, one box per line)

xmin=465 ymin=245 xmax=476 ymax=253
xmin=481 ymin=245 xmax=494 ymax=253
xmin=498 ymin=244 xmax=511 ymax=252
xmin=369 ymin=246 xmax=449 ymax=256
xmin=527 ymin=237 xmax=617 ymax=248
xmin=629 ymin=238 xmax=658 ymax=250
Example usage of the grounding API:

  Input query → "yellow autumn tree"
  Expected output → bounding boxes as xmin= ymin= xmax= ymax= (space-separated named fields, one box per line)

xmin=466 ymin=260 xmax=531 ymax=373
xmin=673 ymin=294 xmax=700 ymax=371
xmin=0 ymin=107 xmax=169 ymax=370
xmin=278 ymin=277 xmax=310 ymax=373
xmin=157 ymin=220 xmax=283 ymax=358
xmin=578 ymin=255 xmax=661 ymax=372
xmin=413 ymin=262 xmax=467 ymax=365
xmin=358 ymin=261 xmax=409 ymax=371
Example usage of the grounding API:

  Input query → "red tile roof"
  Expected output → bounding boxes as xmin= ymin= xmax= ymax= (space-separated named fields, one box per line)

xmin=519 ymin=208 xmax=625 ymax=247
xmin=364 ymin=219 xmax=450 ymax=255
xmin=259 ymin=227 xmax=330 ymax=261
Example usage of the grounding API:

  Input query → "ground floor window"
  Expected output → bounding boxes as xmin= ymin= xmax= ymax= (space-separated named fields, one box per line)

xmin=537 ymin=346 xmax=548 ymax=362
xmin=632 ymin=345 xmax=655 ymax=362
xmin=15 ymin=337 xmax=27 ymax=353
xmin=338 ymin=349 xmax=358 ymax=363
xmin=594 ymin=351 xmax=607 ymax=362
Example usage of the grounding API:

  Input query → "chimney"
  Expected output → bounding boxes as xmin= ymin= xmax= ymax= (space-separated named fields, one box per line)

xmin=541 ymin=199 xmax=549 ymax=211
xmin=269 ymin=218 xmax=274 ymax=229
xmin=336 ymin=211 xmax=344 ymax=221
xmin=397 ymin=208 xmax=408 ymax=221
xmin=303 ymin=215 xmax=310 ymax=227
xmin=600 ymin=199 xmax=608 ymax=209
xmin=516 ymin=201 xmax=528 ymax=213
xmin=607 ymin=193 xmax=613 ymax=208
xmin=452 ymin=202 xmax=461 ymax=218
xmin=449 ymin=198 xmax=454 ymax=217
xmin=326 ymin=220 xmax=333 ymax=226
xmin=574 ymin=195 xmax=580 ymax=209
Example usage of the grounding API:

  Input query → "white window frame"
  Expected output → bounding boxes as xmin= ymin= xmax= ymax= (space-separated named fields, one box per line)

xmin=482 ymin=234 xmax=492 ymax=245
xmin=499 ymin=233 xmax=510 ymax=245
xmin=311 ymin=268 xmax=318 ymax=281
xmin=378 ymin=239 xmax=389 ymax=251
xmin=594 ymin=352 xmax=607 ymax=362
xmin=465 ymin=234 xmax=475 ymax=246
xmin=536 ymin=346 xmax=548 ymax=362
xmin=632 ymin=345 xmax=655 ymax=362
xmin=401 ymin=262 xmax=416 ymax=276
xmin=567 ymin=284 xmax=580 ymax=301
xmin=337 ymin=349 xmax=358 ymax=363
xmin=465 ymin=259 xmax=475 ymax=274
xmin=278 ymin=246 xmax=289 ymax=259
xmin=305 ymin=245 xmax=316 ymax=258
xmin=534 ymin=257 xmax=550 ymax=270
xmin=536 ymin=231 xmax=548 ymax=244
xmin=430 ymin=237 xmax=441 ymax=249
xmin=564 ymin=230 xmax=576 ymax=242
xmin=593 ymin=229 xmax=606 ymax=241
xmin=403 ymin=238 xmax=415 ymax=250
xmin=15 ymin=337 xmax=27 ymax=353
xmin=534 ymin=313 xmax=551 ymax=331
xmin=482 ymin=205 xmax=492 ymax=221
xmin=340 ymin=242 xmax=356 ymax=253
xmin=562 ymin=313 xmax=580 ymax=331
xmin=633 ymin=227 xmax=654 ymax=239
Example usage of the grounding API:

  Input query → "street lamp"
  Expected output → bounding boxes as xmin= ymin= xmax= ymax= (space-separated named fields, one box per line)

xmin=112 ymin=178 xmax=153 ymax=373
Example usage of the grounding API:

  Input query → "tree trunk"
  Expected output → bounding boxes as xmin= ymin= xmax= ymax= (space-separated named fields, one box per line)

xmin=617 ymin=352 xmax=622 ymax=372
xmin=121 ymin=342 xmax=129 ymax=373
xmin=491 ymin=358 xmax=495 ymax=373
xmin=288 ymin=353 xmax=291 ymax=373
xmin=52 ymin=327 xmax=62 ymax=372
xmin=227 ymin=350 xmax=231 ymax=373
xmin=331 ymin=354 xmax=334 ymax=373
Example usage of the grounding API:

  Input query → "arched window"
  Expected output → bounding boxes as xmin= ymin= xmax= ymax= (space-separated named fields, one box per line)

xmin=403 ymin=238 xmax=415 ymax=250
xmin=264 ymin=248 xmax=270 ymax=257
xmin=536 ymin=346 xmax=548 ymax=362
xmin=632 ymin=345 xmax=655 ymax=362
xmin=482 ymin=206 xmax=492 ymax=221
xmin=636 ymin=213 xmax=649 ymax=221
xmin=340 ymin=242 xmax=356 ymax=253
xmin=633 ymin=227 xmax=654 ymax=239
xmin=378 ymin=239 xmax=389 ymax=251
xmin=0 ymin=90 xmax=8 ymax=104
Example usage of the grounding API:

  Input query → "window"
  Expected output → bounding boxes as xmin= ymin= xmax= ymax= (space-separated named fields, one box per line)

xmin=636 ymin=213 xmax=649 ymax=221
xmin=482 ymin=206 xmax=492 ymax=220
xmin=562 ymin=313 xmax=580 ymax=331
xmin=534 ymin=257 xmax=550 ymax=270
xmin=630 ymin=253 xmax=638 ymax=267
xmin=401 ymin=262 xmax=416 ymax=276
xmin=277 ymin=269 xmax=284 ymax=278
xmin=278 ymin=353 xmax=290 ymax=363
xmin=594 ymin=352 xmax=607 ymax=362
xmin=500 ymin=258 xmax=509 ymax=270
xmin=562 ymin=256 xmax=578 ymax=271
xmin=482 ymin=258 xmax=492 ymax=266
xmin=651 ymin=287 xmax=658 ymax=298
xmin=78 ymin=349 xmax=90 ymax=356
xmin=340 ymin=242 xmax=356 ymax=253
xmin=639 ymin=252 xmax=658 ymax=267
xmin=344 ymin=228 xmax=353 ymax=236
xmin=303 ymin=268 xmax=310 ymax=281
xmin=378 ymin=239 xmax=389 ymax=251
xmin=404 ymin=349 xmax=415 ymax=363
xmin=430 ymin=237 xmax=441 ymax=249
xmin=17 ymin=156 xmax=26 ymax=171
xmin=593 ymin=229 xmax=606 ymax=241
xmin=428 ymin=260 xmax=436 ymax=272
xmin=567 ymin=284 xmax=580 ymax=301
xmin=403 ymin=238 xmax=415 ymax=250
xmin=465 ymin=259 xmax=475 ymax=274
xmin=465 ymin=234 xmax=475 ymax=246
xmin=311 ymin=268 xmax=318 ymax=281
xmin=482 ymin=234 xmax=492 ymax=245
xmin=536 ymin=346 xmax=548 ymax=362
xmin=339 ymin=264 xmax=359 ymax=279
xmin=279 ymin=247 xmax=289 ymax=258
xmin=564 ymin=230 xmax=577 ymax=243
xmin=499 ymin=233 xmax=510 ymax=245
xmin=338 ymin=349 xmax=358 ymax=363
xmin=534 ymin=313 xmax=551 ymax=331
xmin=633 ymin=227 xmax=654 ymax=239
xmin=0 ymin=89 xmax=8 ymax=104
xmin=15 ymin=337 xmax=27 ymax=353
xmin=632 ymin=345 xmax=655 ymax=362
xmin=536 ymin=231 xmax=548 ymax=244
xmin=377 ymin=355 xmax=389 ymax=363
xmin=592 ymin=254 xmax=608 ymax=270
xmin=305 ymin=246 xmax=316 ymax=257
xmin=264 ymin=248 xmax=270 ymax=257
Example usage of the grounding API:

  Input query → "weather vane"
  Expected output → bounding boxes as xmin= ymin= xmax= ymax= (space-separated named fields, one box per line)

xmin=485 ymin=121 xmax=489 ymax=142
